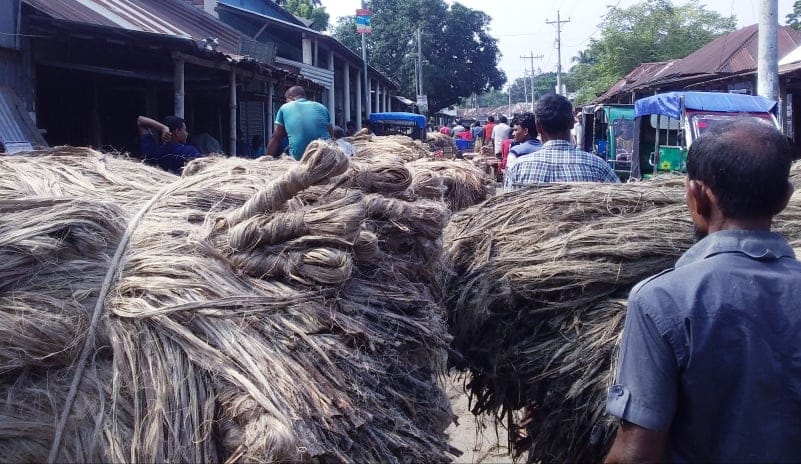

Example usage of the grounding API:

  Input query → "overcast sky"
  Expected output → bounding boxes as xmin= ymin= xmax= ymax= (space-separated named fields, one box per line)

xmin=322 ymin=0 xmax=795 ymax=87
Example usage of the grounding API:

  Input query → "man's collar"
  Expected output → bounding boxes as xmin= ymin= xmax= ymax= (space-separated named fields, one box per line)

xmin=676 ymin=229 xmax=795 ymax=267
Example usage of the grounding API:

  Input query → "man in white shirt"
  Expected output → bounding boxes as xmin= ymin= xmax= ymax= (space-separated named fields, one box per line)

xmin=491 ymin=116 xmax=512 ymax=159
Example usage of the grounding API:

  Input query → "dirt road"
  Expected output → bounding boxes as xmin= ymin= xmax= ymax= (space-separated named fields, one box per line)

xmin=446 ymin=375 xmax=520 ymax=464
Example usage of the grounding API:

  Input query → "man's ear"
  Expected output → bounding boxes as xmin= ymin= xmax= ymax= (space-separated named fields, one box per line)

xmin=687 ymin=179 xmax=712 ymax=218
xmin=779 ymin=181 xmax=795 ymax=212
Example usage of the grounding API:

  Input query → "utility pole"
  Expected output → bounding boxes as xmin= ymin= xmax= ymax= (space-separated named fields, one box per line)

xmin=520 ymin=51 xmax=543 ymax=110
xmin=546 ymin=10 xmax=570 ymax=96
xmin=417 ymin=26 xmax=423 ymax=98
xmin=757 ymin=0 xmax=779 ymax=102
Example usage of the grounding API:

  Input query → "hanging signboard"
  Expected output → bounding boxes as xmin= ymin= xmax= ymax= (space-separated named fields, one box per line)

xmin=355 ymin=9 xmax=372 ymax=34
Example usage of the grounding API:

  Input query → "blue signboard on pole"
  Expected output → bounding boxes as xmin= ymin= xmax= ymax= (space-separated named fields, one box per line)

xmin=356 ymin=9 xmax=372 ymax=34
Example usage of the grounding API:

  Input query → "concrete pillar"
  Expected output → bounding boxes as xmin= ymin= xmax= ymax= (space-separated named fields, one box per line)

xmin=267 ymin=81 xmax=274 ymax=140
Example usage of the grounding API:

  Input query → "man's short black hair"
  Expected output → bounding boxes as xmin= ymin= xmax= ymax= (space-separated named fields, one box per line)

xmin=534 ymin=93 xmax=574 ymax=134
xmin=163 ymin=116 xmax=186 ymax=132
xmin=499 ymin=115 xmax=508 ymax=124
xmin=687 ymin=118 xmax=792 ymax=219
xmin=513 ymin=112 xmax=537 ymax=138
xmin=487 ymin=115 xmax=495 ymax=123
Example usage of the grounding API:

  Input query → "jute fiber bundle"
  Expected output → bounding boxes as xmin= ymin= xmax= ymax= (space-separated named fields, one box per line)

xmin=0 ymin=142 xmax=456 ymax=463
xmin=406 ymin=159 xmax=494 ymax=212
xmin=442 ymin=177 xmax=801 ymax=463
xmin=350 ymin=134 xmax=430 ymax=162
xmin=346 ymin=150 xmax=494 ymax=215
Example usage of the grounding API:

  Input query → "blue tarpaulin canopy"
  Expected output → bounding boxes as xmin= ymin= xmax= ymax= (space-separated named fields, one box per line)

xmin=634 ymin=91 xmax=777 ymax=120
xmin=370 ymin=112 xmax=426 ymax=129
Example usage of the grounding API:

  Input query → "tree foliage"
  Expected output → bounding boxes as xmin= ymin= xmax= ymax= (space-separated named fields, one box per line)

xmin=278 ymin=0 xmax=329 ymax=31
xmin=507 ymin=73 xmax=557 ymax=103
xmin=567 ymin=0 xmax=736 ymax=105
xmin=788 ymin=1 xmax=801 ymax=31
xmin=332 ymin=0 xmax=505 ymax=112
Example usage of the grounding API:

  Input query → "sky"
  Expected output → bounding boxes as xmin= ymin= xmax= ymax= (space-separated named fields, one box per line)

xmin=322 ymin=0 xmax=796 ymax=87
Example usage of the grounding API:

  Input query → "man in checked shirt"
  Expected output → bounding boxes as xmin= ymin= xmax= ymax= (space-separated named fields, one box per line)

xmin=504 ymin=93 xmax=619 ymax=189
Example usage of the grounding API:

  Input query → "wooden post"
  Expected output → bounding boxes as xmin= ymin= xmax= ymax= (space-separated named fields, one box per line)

xmin=267 ymin=81 xmax=274 ymax=140
xmin=174 ymin=55 xmax=185 ymax=118
xmin=328 ymin=52 xmax=336 ymax=125
xmin=230 ymin=66 xmax=237 ymax=156
xmin=356 ymin=69 xmax=363 ymax=129
xmin=344 ymin=64 xmax=351 ymax=125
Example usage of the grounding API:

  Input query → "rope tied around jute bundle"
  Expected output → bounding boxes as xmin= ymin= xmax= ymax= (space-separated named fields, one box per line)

xmin=227 ymin=191 xmax=364 ymax=252
xmin=47 ymin=178 xmax=186 ymax=464
xmin=222 ymin=141 xmax=349 ymax=229
xmin=363 ymin=194 xmax=451 ymax=240
xmin=346 ymin=158 xmax=412 ymax=194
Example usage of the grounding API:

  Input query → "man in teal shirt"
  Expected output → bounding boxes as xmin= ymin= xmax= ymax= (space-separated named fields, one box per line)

xmin=267 ymin=86 xmax=334 ymax=160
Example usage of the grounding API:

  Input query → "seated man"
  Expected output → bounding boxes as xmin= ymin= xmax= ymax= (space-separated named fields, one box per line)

xmin=504 ymin=94 xmax=619 ymax=188
xmin=504 ymin=112 xmax=541 ymax=171
xmin=137 ymin=115 xmax=201 ymax=174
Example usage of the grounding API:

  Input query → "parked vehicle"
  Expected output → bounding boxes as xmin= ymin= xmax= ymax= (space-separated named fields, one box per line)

xmin=369 ymin=112 xmax=427 ymax=141
xmin=630 ymin=91 xmax=777 ymax=179
xmin=579 ymin=104 xmax=636 ymax=181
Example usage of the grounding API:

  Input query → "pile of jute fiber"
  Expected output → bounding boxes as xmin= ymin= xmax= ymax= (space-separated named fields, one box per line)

xmin=350 ymin=133 xmax=430 ymax=162
xmin=347 ymin=135 xmax=494 ymax=212
xmin=442 ymin=173 xmax=801 ymax=463
xmin=0 ymin=143 xmax=457 ymax=463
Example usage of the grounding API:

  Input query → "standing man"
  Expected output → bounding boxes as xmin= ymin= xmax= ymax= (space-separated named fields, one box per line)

xmin=471 ymin=121 xmax=484 ymax=152
xmin=605 ymin=119 xmax=801 ymax=463
xmin=137 ymin=115 xmax=201 ymax=174
xmin=267 ymin=86 xmax=334 ymax=160
xmin=504 ymin=94 xmax=618 ymax=189
xmin=483 ymin=116 xmax=496 ymax=153
xmin=491 ymin=116 xmax=512 ymax=159
xmin=504 ymin=112 xmax=541 ymax=170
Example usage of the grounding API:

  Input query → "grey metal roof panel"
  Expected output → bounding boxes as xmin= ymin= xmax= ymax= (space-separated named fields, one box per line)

xmin=0 ymin=86 xmax=47 ymax=151
xmin=23 ymin=0 xmax=243 ymax=56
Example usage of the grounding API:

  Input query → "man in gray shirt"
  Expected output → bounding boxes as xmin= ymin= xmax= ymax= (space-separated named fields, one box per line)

xmin=605 ymin=119 xmax=801 ymax=463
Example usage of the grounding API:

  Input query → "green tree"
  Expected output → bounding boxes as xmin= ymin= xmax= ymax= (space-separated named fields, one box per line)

xmin=278 ymin=0 xmax=329 ymax=31
xmin=567 ymin=0 xmax=736 ymax=104
xmin=503 ymin=72 xmax=557 ymax=104
xmin=787 ymin=1 xmax=801 ymax=30
xmin=332 ymin=0 xmax=505 ymax=112
xmin=475 ymin=89 xmax=507 ymax=107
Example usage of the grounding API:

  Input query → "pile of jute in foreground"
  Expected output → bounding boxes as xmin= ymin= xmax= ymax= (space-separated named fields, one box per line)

xmin=442 ymin=166 xmax=801 ymax=463
xmin=0 ymin=142 xmax=467 ymax=463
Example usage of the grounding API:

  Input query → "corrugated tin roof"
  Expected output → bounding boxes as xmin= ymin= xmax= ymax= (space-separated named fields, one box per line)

xmin=23 ymin=0 xmax=243 ymax=56
xmin=595 ymin=61 xmax=678 ymax=102
xmin=780 ymin=44 xmax=801 ymax=66
xmin=653 ymin=24 xmax=801 ymax=83
xmin=0 ymin=86 xmax=47 ymax=152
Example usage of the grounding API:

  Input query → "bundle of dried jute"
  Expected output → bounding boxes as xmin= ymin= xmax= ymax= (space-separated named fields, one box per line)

xmin=0 ymin=141 xmax=456 ymax=463
xmin=442 ymin=177 xmax=801 ymax=463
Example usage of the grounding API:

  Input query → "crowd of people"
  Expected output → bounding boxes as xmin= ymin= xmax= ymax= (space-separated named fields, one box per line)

xmin=435 ymin=93 xmax=617 ymax=188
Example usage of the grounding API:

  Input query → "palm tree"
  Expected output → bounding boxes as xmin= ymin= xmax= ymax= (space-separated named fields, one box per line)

xmin=571 ymin=50 xmax=595 ymax=65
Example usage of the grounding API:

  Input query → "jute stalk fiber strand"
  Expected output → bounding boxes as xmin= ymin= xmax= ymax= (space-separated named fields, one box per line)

xmin=0 ymin=141 xmax=456 ymax=463
xmin=443 ymin=177 xmax=801 ymax=463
